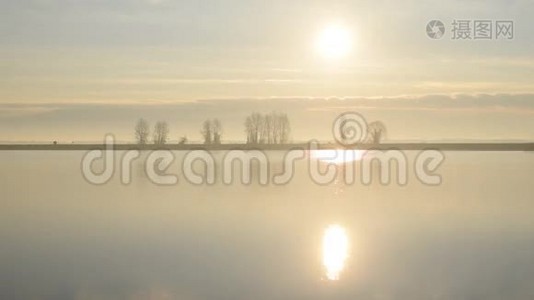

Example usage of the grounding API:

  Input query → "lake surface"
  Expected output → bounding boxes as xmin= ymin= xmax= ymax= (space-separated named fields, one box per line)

xmin=1 ymin=151 xmax=534 ymax=300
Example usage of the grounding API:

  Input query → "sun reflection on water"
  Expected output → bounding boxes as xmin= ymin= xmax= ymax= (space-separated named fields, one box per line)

xmin=312 ymin=149 xmax=365 ymax=165
xmin=322 ymin=224 xmax=349 ymax=281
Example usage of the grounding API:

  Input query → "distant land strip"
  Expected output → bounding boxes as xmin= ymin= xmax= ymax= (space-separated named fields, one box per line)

xmin=1 ymin=143 xmax=534 ymax=151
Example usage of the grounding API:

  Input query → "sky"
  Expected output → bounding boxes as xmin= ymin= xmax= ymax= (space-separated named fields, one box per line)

xmin=1 ymin=0 xmax=534 ymax=142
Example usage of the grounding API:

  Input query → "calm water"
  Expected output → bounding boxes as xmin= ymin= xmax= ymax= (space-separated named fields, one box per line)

xmin=1 ymin=151 xmax=534 ymax=299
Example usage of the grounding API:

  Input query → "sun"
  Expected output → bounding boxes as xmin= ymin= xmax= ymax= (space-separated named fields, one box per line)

xmin=315 ymin=23 xmax=353 ymax=60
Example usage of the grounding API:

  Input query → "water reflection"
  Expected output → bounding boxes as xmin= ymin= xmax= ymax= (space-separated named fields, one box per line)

xmin=311 ymin=149 xmax=365 ymax=164
xmin=322 ymin=224 xmax=349 ymax=280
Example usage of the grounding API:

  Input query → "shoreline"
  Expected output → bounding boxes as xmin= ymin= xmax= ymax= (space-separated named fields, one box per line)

xmin=1 ymin=143 xmax=533 ymax=151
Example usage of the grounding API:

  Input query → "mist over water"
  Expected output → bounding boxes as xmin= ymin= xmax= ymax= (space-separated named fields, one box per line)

xmin=1 ymin=151 xmax=534 ymax=299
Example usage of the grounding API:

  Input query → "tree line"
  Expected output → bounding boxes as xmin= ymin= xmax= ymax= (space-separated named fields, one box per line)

xmin=133 ymin=112 xmax=291 ymax=145
xmin=134 ymin=119 xmax=169 ymax=145
xmin=244 ymin=112 xmax=290 ymax=144
xmin=133 ymin=113 xmax=386 ymax=145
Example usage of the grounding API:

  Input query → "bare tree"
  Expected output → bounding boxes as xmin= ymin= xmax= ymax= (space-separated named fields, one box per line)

xmin=212 ymin=119 xmax=222 ymax=144
xmin=134 ymin=118 xmax=150 ymax=144
xmin=253 ymin=113 xmax=265 ymax=144
xmin=153 ymin=121 xmax=169 ymax=145
xmin=244 ymin=112 xmax=290 ymax=144
xmin=245 ymin=116 xmax=254 ymax=144
xmin=201 ymin=119 xmax=222 ymax=145
xmin=201 ymin=119 xmax=212 ymax=144
xmin=263 ymin=113 xmax=273 ymax=144
xmin=271 ymin=112 xmax=288 ymax=144
xmin=278 ymin=113 xmax=291 ymax=143
xmin=245 ymin=113 xmax=263 ymax=144
xmin=367 ymin=121 xmax=386 ymax=144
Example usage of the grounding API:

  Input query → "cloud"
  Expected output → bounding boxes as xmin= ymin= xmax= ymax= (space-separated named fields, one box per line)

xmin=2 ymin=93 xmax=534 ymax=116
xmin=0 ymin=105 xmax=59 ymax=119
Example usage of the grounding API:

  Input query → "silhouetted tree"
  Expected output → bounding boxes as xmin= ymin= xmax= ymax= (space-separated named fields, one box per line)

xmin=244 ymin=112 xmax=290 ymax=144
xmin=212 ymin=119 xmax=222 ymax=144
xmin=134 ymin=118 xmax=150 ymax=144
xmin=252 ymin=113 xmax=264 ymax=144
xmin=153 ymin=121 xmax=169 ymax=145
xmin=245 ymin=113 xmax=263 ymax=144
xmin=201 ymin=119 xmax=223 ymax=144
xmin=278 ymin=113 xmax=291 ymax=143
xmin=264 ymin=113 xmax=273 ymax=144
xmin=245 ymin=116 xmax=254 ymax=144
xmin=367 ymin=121 xmax=386 ymax=144
xmin=201 ymin=120 xmax=212 ymax=144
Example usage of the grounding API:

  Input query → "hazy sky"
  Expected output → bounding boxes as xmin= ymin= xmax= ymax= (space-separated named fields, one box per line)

xmin=1 ymin=0 xmax=533 ymax=141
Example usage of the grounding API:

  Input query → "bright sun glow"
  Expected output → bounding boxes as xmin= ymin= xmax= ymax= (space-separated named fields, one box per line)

xmin=315 ymin=24 xmax=353 ymax=60
xmin=322 ymin=224 xmax=349 ymax=281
